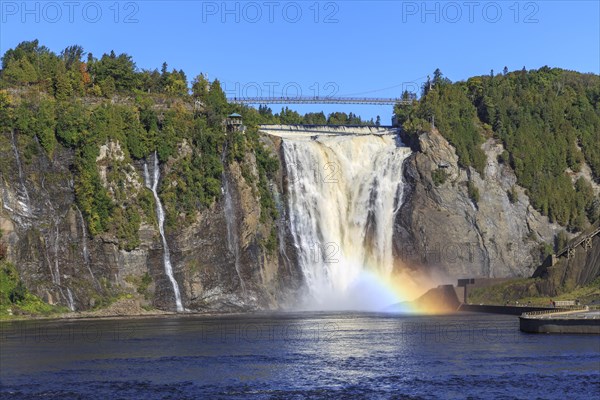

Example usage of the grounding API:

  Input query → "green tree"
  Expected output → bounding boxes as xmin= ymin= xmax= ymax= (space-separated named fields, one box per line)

xmin=56 ymin=101 xmax=88 ymax=146
xmin=192 ymin=73 xmax=210 ymax=100
xmin=100 ymin=76 xmax=116 ymax=98
xmin=2 ymin=58 xmax=38 ymax=84
xmin=91 ymin=51 xmax=138 ymax=91
xmin=164 ymin=70 xmax=188 ymax=96
xmin=54 ymin=63 xmax=73 ymax=101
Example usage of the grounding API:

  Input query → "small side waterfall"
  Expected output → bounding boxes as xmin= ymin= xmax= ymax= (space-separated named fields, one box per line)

xmin=49 ymin=221 xmax=76 ymax=311
xmin=145 ymin=153 xmax=184 ymax=312
xmin=221 ymin=146 xmax=246 ymax=293
xmin=78 ymin=209 xmax=90 ymax=264
xmin=66 ymin=287 xmax=75 ymax=312
xmin=43 ymin=243 xmax=57 ymax=286
xmin=76 ymin=206 xmax=100 ymax=289
xmin=143 ymin=160 xmax=151 ymax=191
xmin=278 ymin=130 xmax=412 ymax=310
xmin=10 ymin=130 xmax=32 ymax=216
xmin=53 ymin=224 xmax=61 ymax=286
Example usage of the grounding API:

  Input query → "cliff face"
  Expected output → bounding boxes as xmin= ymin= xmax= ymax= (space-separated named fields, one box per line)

xmin=395 ymin=129 xmax=566 ymax=279
xmin=1 ymin=125 xmax=593 ymax=313
xmin=0 ymin=130 xmax=298 ymax=312
xmin=173 ymin=148 xmax=298 ymax=312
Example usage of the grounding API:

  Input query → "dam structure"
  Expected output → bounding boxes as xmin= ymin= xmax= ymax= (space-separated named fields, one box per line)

xmin=259 ymin=124 xmax=400 ymax=137
xmin=260 ymin=125 xmax=413 ymax=310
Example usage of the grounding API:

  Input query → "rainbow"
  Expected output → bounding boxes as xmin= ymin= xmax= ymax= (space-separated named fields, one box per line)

xmin=297 ymin=268 xmax=435 ymax=313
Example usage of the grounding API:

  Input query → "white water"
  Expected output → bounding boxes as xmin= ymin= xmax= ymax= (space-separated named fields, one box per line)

xmin=53 ymin=224 xmax=61 ymax=286
xmin=51 ymin=223 xmax=76 ymax=311
xmin=278 ymin=130 xmax=412 ymax=310
xmin=145 ymin=153 xmax=184 ymax=312
xmin=10 ymin=130 xmax=32 ymax=216
xmin=143 ymin=161 xmax=151 ymax=191
xmin=78 ymin=208 xmax=90 ymax=264
xmin=260 ymin=124 xmax=397 ymax=137
xmin=66 ymin=287 xmax=75 ymax=311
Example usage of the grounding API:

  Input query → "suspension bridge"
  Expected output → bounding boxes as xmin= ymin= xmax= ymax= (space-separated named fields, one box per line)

xmin=228 ymin=97 xmax=414 ymax=106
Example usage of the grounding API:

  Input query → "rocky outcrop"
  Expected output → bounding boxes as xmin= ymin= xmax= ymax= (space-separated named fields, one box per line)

xmin=174 ymin=151 xmax=288 ymax=312
xmin=1 ymin=124 xmax=593 ymax=313
xmin=395 ymin=129 xmax=566 ymax=279
xmin=0 ymin=130 xmax=298 ymax=312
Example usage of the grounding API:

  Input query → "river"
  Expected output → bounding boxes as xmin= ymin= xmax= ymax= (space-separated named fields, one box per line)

xmin=1 ymin=312 xmax=598 ymax=399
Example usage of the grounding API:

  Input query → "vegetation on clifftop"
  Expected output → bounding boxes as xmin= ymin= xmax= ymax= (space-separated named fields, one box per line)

xmin=0 ymin=40 xmax=379 ymax=253
xmin=0 ymin=42 xmax=255 ymax=250
xmin=396 ymin=67 xmax=600 ymax=232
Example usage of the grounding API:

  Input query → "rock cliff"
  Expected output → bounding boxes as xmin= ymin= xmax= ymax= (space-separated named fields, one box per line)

xmin=0 ymin=130 xmax=297 ymax=312
xmin=1 ymin=125 xmax=594 ymax=312
xmin=395 ymin=129 xmax=567 ymax=279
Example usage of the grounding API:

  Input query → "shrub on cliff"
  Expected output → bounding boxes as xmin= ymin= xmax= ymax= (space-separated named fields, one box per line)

xmin=431 ymin=168 xmax=448 ymax=187
xmin=0 ymin=262 xmax=61 ymax=317
xmin=467 ymin=180 xmax=480 ymax=205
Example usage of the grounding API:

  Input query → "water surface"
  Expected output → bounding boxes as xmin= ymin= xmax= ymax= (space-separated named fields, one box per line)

xmin=1 ymin=312 xmax=598 ymax=399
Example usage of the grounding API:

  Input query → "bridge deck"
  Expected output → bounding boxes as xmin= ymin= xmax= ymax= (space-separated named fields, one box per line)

xmin=229 ymin=97 xmax=412 ymax=105
xmin=258 ymin=124 xmax=400 ymax=138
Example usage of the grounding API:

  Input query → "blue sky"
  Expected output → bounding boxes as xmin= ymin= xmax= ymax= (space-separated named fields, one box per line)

xmin=1 ymin=0 xmax=599 ymax=122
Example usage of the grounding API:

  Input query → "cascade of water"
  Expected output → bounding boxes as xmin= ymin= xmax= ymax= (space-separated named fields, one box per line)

xmin=143 ymin=162 xmax=151 ymax=189
xmin=10 ymin=130 xmax=32 ymax=216
xmin=43 ymin=244 xmax=57 ymax=287
xmin=66 ymin=287 xmax=75 ymax=311
xmin=76 ymin=206 xmax=100 ymax=289
xmin=51 ymin=223 xmax=75 ymax=311
xmin=221 ymin=149 xmax=246 ymax=293
xmin=274 ymin=189 xmax=292 ymax=273
xmin=77 ymin=208 xmax=90 ymax=264
xmin=281 ymin=133 xmax=411 ymax=309
xmin=146 ymin=153 xmax=184 ymax=312
xmin=53 ymin=224 xmax=61 ymax=286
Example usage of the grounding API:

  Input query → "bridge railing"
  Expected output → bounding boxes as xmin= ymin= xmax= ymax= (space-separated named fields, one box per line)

xmin=228 ymin=97 xmax=414 ymax=105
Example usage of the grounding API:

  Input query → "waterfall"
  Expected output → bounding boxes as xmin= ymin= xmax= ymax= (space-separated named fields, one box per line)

xmin=274 ymin=188 xmax=293 ymax=273
xmin=53 ymin=224 xmax=61 ymax=286
xmin=221 ymin=145 xmax=246 ymax=293
xmin=10 ymin=130 xmax=32 ymax=216
xmin=145 ymin=153 xmax=184 ymax=312
xmin=279 ymin=130 xmax=411 ymax=310
xmin=43 ymin=243 xmax=57 ymax=287
xmin=143 ymin=161 xmax=151 ymax=189
xmin=78 ymin=208 xmax=90 ymax=264
xmin=66 ymin=287 xmax=75 ymax=312
xmin=50 ymin=223 xmax=76 ymax=311
xmin=76 ymin=206 xmax=100 ymax=289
